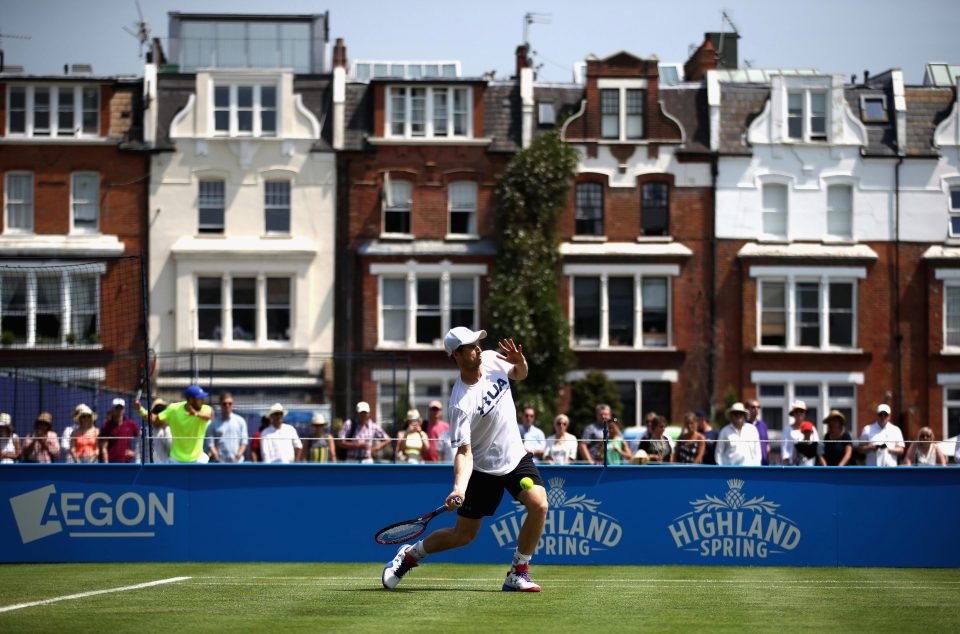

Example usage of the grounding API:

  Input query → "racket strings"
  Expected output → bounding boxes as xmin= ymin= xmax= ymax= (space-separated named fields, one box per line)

xmin=377 ymin=522 xmax=424 ymax=543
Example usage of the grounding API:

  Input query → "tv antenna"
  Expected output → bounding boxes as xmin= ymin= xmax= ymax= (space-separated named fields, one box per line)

xmin=0 ymin=31 xmax=31 ymax=72
xmin=122 ymin=0 xmax=151 ymax=58
xmin=523 ymin=12 xmax=551 ymax=46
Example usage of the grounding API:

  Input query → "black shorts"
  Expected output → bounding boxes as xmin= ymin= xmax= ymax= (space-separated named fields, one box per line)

xmin=458 ymin=453 xmax=543 ymax=519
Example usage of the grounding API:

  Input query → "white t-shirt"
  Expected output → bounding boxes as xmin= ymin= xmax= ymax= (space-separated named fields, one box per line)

xmin=519 ymin=423 xmax=546 ymax=461
xmin=716 ymin=422 xmax=761 ymax=466
xmin=260 ymin=423 xmax=303 ymax=464
xmin=545 ymin=432 xmax=578 ymax=464
xmin=858 ymin=421 xmax=905 ymax=467
xmin=448 ymin=350 xmax=526 ymax=475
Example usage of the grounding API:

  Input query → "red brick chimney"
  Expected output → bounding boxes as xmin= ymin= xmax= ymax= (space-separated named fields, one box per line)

xmin=516 ymin=44 xmax=532 ymax=77
xmin=683 ymin=38 xmax=719 ymax=82
xmin=333 ymin=37 xmax=347 ymax=69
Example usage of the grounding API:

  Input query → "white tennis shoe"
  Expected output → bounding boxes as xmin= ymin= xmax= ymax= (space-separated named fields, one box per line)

xmin=502 ymin=563 xmax=541 ymax=592
xmin=382 ymin=544 xmax=418 ymax=589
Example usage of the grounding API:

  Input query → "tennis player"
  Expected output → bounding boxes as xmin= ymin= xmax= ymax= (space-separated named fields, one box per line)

xmin=382 ymin=326 xmax=549 ymax=592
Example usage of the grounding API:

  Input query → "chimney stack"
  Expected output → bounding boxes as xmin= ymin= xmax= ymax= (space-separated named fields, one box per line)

xmin=515 ymin=44 xmax=532 ymax=78
xmin=333 ymin=38 xmax=347 ymax=69
xmin=683 ymin=38 xmax=719 ymax=82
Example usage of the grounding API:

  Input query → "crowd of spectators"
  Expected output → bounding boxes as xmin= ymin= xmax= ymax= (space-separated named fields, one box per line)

xmin=1 ymin=392 xmax=957 ymax=466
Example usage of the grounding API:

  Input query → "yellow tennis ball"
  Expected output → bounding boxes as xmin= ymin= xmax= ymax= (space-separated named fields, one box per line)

xmin=520 ymin=477 xmax=534 ymax=490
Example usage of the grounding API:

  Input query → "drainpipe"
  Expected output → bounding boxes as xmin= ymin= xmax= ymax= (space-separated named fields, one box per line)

xmin=894 ymin=155 xmax=904 ymax=436
xmin=708 ymin=158 xmax=717 ymax=412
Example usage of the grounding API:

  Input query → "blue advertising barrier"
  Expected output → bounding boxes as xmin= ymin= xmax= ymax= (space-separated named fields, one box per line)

xmin=2 ymin=465 xmax=958 ymax=567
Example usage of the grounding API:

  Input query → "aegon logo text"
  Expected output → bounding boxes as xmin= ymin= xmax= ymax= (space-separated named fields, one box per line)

xmin=9 ymin=485 xmax=175 ymax=544
xmin=667 ymin=479 xmax=801 ymax=559
xmin=490 ymin=477 xmax=622 ymax=557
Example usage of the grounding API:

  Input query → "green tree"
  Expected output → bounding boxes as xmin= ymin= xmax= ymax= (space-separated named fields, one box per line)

xmin=485 ymin=131 xmax=579 ymax=423
xmin=568 ymin=370 xmax=623 ymax=435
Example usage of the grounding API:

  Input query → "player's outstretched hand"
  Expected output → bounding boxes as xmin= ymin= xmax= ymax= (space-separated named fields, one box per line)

xmin=496 ymin=338 xmax=524 ymax=365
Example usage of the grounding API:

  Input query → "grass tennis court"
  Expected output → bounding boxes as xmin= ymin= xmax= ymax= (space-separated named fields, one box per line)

xmin=1 ymin=562 xmax=957 ymax=632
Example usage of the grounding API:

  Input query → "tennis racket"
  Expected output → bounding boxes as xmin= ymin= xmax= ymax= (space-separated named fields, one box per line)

xmin=374 ymin=496 xmax=462 ymax=545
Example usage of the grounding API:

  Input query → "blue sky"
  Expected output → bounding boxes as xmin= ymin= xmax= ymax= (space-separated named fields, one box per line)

xmin=2 ymin=0 xmax=957 ymax=83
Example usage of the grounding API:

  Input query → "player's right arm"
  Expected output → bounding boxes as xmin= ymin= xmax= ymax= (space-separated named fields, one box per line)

xmin=447 ymin=443 xmax=472 ymax=510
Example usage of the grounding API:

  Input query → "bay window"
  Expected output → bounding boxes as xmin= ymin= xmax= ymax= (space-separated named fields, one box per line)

xmin=386 ymin=86 xmax=472 ymax=139
xmin=196 ymin=274 xmax=292 ymax=345
xmin=5 ymin=85 xmax=100 ymax=137
xmin=0 ymin=265 xmax=102 ymax=347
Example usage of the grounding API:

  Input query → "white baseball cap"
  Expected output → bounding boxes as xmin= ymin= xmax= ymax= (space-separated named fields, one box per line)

xmin=356 ymin=401 xmax=370 ymax=413
xmin=443 ymin=327 xmax=487 ymax=356
xmin=112 ymin=397 xmax=126 ymax=408
xmin=877 ymin=404 xmax=891 ymax=415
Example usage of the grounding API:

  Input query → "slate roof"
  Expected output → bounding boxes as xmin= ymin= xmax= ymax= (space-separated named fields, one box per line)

xmin=904 ymin=87 xmax=954 ymax=157
xmin=844 ymin=87 xmax=897 ymax=156
xmin=718 ymin=83 xmax=769 ymax=154
xmin=342 ymin=83 xmax=371 ymax=151
xmin=483 ymin=82 xmax=520 ymax=152
xmin=155 ymin=74 xmax=195 ymax=150
xmin=292 ymin=76 xmax=333 ymax=151
xmin=661 ymin=85 xmax=710 ymax=154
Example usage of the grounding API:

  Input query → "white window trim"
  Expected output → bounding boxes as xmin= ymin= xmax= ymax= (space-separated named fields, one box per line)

xmin=4 ymin=84 xmax=101 ymax=138
xmin=446 ymin=180 xmax=479 ymax=239
xmin=370 ymin=367 xmax=460 ymax=422
xmin=563 ymin=263 xmax=679 ymax=351
xmin=193 ymin=273 xmax=294 ymax=349
xmin=944 ymin=179 xmax=960 ymax=238
xmin=941 ymin=278 xmax=960 ymax=353
xmin=752 ymin=371 xmax=863 ymax=436
xmin=566 ymin=369 xmax=677 ymax=428
xmin=263 ymin=179 xmax=292 ymax=236
xmin=941 ymin=385 xmax=960 ymax=443
xmin=384 ymin=85 xmax=474 ymax=140
xmin=372 ymin=261 xmax=487 ymax=350
xmin=785 ymin=87 xmax=829 ymax=143
xmin=3 ymin=171 xmax=34 ymax=234
xmin=596 ymin=79 xmax=648 ymax=143
xmin=0 ymin=263 xmax=105 ymax=349
xmin=759 ymin=179 xmax=790 ymax=242
xmin=751 ymin=266 xmax=865 ymax=352
xmin=381 ymin=173 xmax=414 ymax=239
xmin=70 ymin=171 xmax=100 ymax=235
xmin=208 ymin=79 xmax=280 ymax=138
xmin=823 ymin=180 xmax=855 ymax=242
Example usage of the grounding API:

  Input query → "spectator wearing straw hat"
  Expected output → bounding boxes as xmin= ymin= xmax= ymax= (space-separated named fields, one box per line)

xmin=208 ymin=392 xmax=248 ymax=463
xmin=422 ymin=400 xmax=450 ymax=463
xmin=99 ymin=398 xmax=139 ymax=463
xmin=858 ymin=404 xmax=905 ymax=467
xmin=22 ymin=412 xmax=61 ymax=463
xmin=70 ymin=404 xmax=100 ymax=464
xmin=260 ymin=403 xmax=302 ymax=464
xmin=339 ymin=401 xmax=389 ymax=463
xmin=303 ymin=413 xmax=336 ymax=463
xmin=137 ymin=385 xmax=214 ymax=463
xmin=397 ymin=409 xmax=430 ymax=464
xmin=716 ymin=402 xmax=761 ymax=466
xmin=0 ymin=413 xmax=21 ymax=464
xmin=819 ymin=410 xmax=853 ymax=466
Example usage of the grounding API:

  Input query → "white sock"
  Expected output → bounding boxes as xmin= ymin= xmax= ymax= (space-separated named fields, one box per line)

xmin=410 ymin=540 xmax=427 ymax=561
xmin=512 ymin=550 xmax=532 ymax=566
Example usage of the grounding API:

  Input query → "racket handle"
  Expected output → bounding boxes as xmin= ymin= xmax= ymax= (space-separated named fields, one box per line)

xmin=453 ymin=496 xmax=462 ymax=507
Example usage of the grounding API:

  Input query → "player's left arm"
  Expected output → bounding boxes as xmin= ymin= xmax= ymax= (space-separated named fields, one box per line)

xmin=497 ymin=338 xmax=528 ymax=381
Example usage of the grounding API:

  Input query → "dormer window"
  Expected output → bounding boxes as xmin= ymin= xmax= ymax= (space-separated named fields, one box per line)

xmin=787 ymin=90 xmax=827 ymax=142
xmin=212 ymin=83 xmax=277 ymax=137
xmin=6 ymin=85 xmax=100 ymax=138
xmin=386 ymin=86 xmax=472 ymax=139
xmin=600 ymin=86 xmax=645 ymax=141
xmin=860 ymin=95 xmax=888 ymax=123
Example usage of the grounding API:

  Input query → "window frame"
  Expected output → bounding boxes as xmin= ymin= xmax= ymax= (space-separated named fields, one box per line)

xmin=859 ymin=94 xmax=888 ymax=123
xmin=371 ymin=262 xmax=486 ymax=350
xmin=640 ymin=181 xmax=670 ymax=237
xmin=948 ymin=186 xmax=960 ymax=238
xmin=825 ymin=183 xmax=854 ymax=241
xmin=760 ymin=182 xmax=788 ymax=241
xmin=384 ymin=85 xmax=473 ymax=139
xmin=564 ymin=264 xmax=679 ymax=350
xmin=264 ymin=179 xmax=291 ymax=235
xmin=786 ymin=88 xmax=828 ymax=143
xmin=382 ymin=174 xmax=413 ymax=237
xmin=575 ymin=181 xmax=604 ymax=237
xmin=943 ymin=385 xmax=960 ymax=442
xmin=70 ymin=171 xmax=100 ymax=235
xmin=0 ymin=265 xmax=104 ymax=348
xmin=567 ymin=369 xmax=678 ymax=429
xmin=447 ymin=180 xmax=478 ymax=238
xmin=752 ymin=371 xmax=862 ymax=446
xmin=194 ymin=273 xmax=294 ymax=348
xmin=943 ymin=279 xmax=960 ymax=352
xmin=197 ymin=178 xmax=226 ymax=234
xmin=210 ymin=82 xmax=279 ymax=138
xmin=4 ymin=84 xmax=101 ymax=138
xmin=752 ymin=266 xmax=865 ymax=352
xmin=596 ymin=80 xmax=647 ymax=142
xmin=4 ymin=171 xmax=34 ymax=234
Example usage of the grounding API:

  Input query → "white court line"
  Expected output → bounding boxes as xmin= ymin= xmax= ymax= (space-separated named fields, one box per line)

xmin=0 ymin=577 xmax=191 ymax=614
xmin=192 ymin=575 xmax=960 ymax=585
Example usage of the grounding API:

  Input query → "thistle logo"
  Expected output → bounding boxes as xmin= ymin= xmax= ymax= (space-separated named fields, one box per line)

xmin=489 ymin=477 xmax=622 ymax=557
xmin=9 ymin=485 xmax=175 ymax=544
xmin=667 ymin=479 xmax=801 ymax=559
